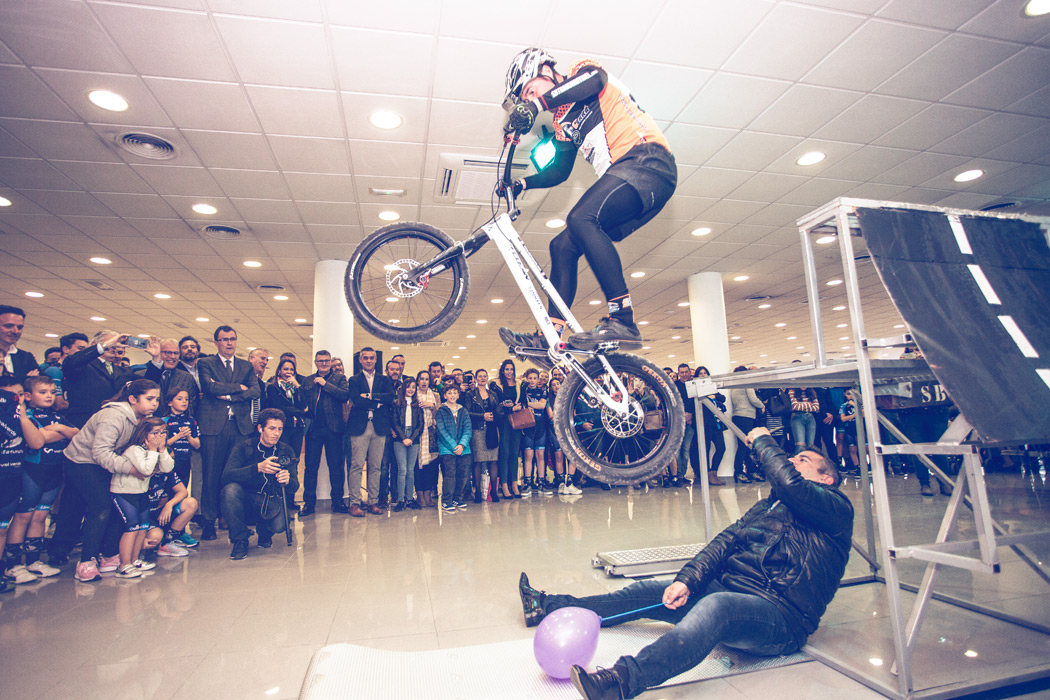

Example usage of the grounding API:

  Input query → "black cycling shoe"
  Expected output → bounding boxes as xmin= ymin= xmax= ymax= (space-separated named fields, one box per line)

xmin=519 ymin=572 xmax=547 ymax=628
xmin=499 ymin=327 xmax=554 ymax=370
xmin=570 ymin=665 xmax=627 ymax=700
xmin=567 ymin=317 xmax=642 ymax=351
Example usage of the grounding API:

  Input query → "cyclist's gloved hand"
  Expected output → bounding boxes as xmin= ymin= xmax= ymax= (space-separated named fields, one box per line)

xmin=506 ymin=102 xmax=538 ymax=134
xmin=495 ymin=179 xmax=524 ymax=200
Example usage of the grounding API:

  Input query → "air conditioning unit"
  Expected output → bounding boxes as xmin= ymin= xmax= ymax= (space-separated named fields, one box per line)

xmin=435 ymin=154 xmax=530 ymax=205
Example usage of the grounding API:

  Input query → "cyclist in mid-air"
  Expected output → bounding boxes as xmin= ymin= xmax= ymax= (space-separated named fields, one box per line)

xmin=498 ymin=47 xmax=678 ymax=352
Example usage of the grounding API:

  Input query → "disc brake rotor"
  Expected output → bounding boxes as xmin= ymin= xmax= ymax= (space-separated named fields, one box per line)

xmin=600 ymin=399 xmax=645 ymax=439
xmin=386 ymin=259 xmax=425 ymax=298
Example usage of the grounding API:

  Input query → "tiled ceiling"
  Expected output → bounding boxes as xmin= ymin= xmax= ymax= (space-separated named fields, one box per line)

xmin=1 ymin=0 xmax=1049 ymax=374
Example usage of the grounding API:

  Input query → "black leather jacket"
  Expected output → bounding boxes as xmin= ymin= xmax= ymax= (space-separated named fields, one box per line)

xmin=674 ymin=434 xmax=853 ymax=645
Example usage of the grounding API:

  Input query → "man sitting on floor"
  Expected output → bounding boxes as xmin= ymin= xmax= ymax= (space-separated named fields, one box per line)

xmin=518 ymin=427 xmax=854 ymax=700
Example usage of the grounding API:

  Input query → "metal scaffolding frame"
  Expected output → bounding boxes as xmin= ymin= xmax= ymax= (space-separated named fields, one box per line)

xmin=684 ymin=197 xmax=1050 ymax=699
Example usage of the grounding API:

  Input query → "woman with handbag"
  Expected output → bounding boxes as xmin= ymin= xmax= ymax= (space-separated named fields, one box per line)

xmin=466 ymin=369 xmax=501 ymax=503
xmin=495 ymin=360 xmax=525 ymax=499
xmin=415 ymin=371 xmax=440 ymax=508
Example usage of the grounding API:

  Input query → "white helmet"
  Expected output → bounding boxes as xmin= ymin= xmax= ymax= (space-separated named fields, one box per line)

xmin=503 ymin=47 xmax=556 ymax=111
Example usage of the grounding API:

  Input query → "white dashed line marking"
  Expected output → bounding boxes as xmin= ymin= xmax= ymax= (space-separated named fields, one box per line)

xmin=948 ymin=215 xmax=973 ymax=255
xmin=998 ymin=315 xmax=1040 ymax=359
xmin=967 ymin=265 xmax=1002 ymax=305
xmin=1038 ymin=370 xmax=1050 ymax=391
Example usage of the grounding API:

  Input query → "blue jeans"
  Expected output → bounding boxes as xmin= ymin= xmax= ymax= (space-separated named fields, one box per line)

xmin=790 ymin=412 xmax=816 ymax=448
xmin=546 ymin=579 xmax=797 ymax=698
xmin=676 ymin=423 xmax=695 ymax=478
xmin=391 ymin=441 xmax=419 ymax=502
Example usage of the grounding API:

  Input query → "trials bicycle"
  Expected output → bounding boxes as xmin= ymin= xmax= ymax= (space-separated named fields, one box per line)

xmin=344 ymin=136 xmax=684 ymax=485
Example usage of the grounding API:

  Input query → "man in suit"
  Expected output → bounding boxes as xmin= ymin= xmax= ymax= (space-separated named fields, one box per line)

xmin=196 ymin=325 xmax=260 ymax=541
xmin=144 ymin=338 xmax=200 ymax=417
xmin=63 ymin=331 xmax=135 ymax=428
xmin=378 ymin=358 xmax=404 ymax=507
xmin=301 ymin=350 xmax=349 ymax=516
xmin=0 ymin=305 xmax=40 ymax=382
xmin=346 ymin=347 xmax=395 ymax=517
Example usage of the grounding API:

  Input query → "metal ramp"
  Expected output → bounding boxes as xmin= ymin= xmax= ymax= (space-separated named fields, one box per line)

xmin=592 ymin=543 xmax=704 ymax=578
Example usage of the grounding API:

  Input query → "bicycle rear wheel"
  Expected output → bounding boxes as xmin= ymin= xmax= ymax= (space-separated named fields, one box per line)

xmin=554 ymin=353 xmax=684 ymax=485
xmin=345 ymin=222 xmax=470 ymax=343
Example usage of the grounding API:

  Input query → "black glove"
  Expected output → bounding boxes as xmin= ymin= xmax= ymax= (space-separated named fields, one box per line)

xmin=495 ymin=179 xmax=524 ymax=200
xmin=505 ymin=102 xmax=537 ymax=134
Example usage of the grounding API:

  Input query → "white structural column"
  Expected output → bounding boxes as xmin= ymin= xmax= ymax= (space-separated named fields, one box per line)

xmin=687 ymin=271 xmax=735 ymax=476
xmin=310 ymin=260 xmax=356 ymax=500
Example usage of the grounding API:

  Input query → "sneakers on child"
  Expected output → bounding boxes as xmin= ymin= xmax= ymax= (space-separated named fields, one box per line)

xmin=26 ymin=560 xmax=61 ymax=578
xmin=134 ymin=558 xmax=157 ymax=571
xmin=440 ymin=501 xmax=457 ymax=512
xmin=116 ymin=564 xmax=141 ymax=579
xmin=520 ymin=481 xmax=532 ymax=497
xmin=453 ymin=500 xmax=468 ymax=510
xmin=157 ymin=543 xmax=189 ymax=558
xmin=98 ymin=554 xmax=120 ymax=573
xmin=74 ymin=558 xmax=101 ymax=582
xmin=5 ymin=565 xmax=39 ymax=584
xmin=538 ymin=479 xmax=555 ymax=495
xmin=176 ymin=532 xmax=199 ymax=548
xmin=564 ymin=482 xmax=583 ymax=495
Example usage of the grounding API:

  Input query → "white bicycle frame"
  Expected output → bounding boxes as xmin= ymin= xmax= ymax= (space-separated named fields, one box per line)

xmin=480 ymin=212 xmax=632 ymax=415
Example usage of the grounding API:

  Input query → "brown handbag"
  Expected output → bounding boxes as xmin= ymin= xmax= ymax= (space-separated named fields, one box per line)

xmin=644 ymin=410 xmax=664 ymax=431
xmin=508 ymin=408 xmax=535 ymax=430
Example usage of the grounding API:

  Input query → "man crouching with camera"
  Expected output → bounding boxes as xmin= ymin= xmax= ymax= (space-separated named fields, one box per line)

xmin=221 ymin=408 xmax=299 ymax=560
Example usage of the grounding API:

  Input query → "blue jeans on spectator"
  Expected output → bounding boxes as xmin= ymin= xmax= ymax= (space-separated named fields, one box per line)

xmin=676 ymin=422 xmax=695 ymax=479
xmin=790 ymin=412 xmax=816 ymax=448
xmin=545 ymin=578 xmax=797 ymax=699
xmin=392 ymin=441 xmax=419 ymax=503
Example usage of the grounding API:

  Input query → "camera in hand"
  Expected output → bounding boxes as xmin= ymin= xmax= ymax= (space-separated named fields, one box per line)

xmin=125 ymin=336 xmax=148 ymax=349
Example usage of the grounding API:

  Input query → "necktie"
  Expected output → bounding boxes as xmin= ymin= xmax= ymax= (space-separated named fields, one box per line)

xmin=225 ymin=359 xmax=233 ymax=373
xmin=106 ymin=362 xmax=113 ymax=375
xmin=162 ymin=369 xmax=171 ymax=385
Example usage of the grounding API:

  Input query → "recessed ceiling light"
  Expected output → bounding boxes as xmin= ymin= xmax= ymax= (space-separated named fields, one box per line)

xmin=388 ymin=319 xmax=400 ymax=324
xmin=91 ymin=316 xmax=106 ymax=322
xmin=0 ymin=196 xmax=12 ymax=207
xmin=796 ymin=346 xmax=804 ymax=350
xmin=378 ymin=210 xmax=400 ymax=222
xmin=840 ymin=336 xmax=850 ymax=341
xmin=954 ymin=169 xmax=984 ymax=183
xmin=243 ymin=260 xmax=262 ymax=268
xmin=44 ymin=333 xmax=58 ymax=338
xmin=731 ymin=336 xmax=741 ymax=340
xmin=589 ymin=300 xmax=601 ymax=305
xmin=24 ymin=291 xmax=44 ymax=298
xmin=758 ymin=303 xmax=771 ymax=309
xmin=642 ymin=346 xmax=651 ymax=350
xmin=836 ymin=323 xmax=848 ymax=328
xmin=775 ymin=322 xmax=787 ymax=327
xmin=546 ymin=218 xmax=566 ymax=228
xmin=491 ymin=298 xmax=504 ymax=304
xmin=733 ymin=275 xmax=750 ymax=282
xmin=1025 ymin=0 xmax=1050 ymax=15
xmin=137 ymin=334 xmax=150 ymax=339
xmin=154 ymin=293 xmax=171 ymax=299
xmin=87 ymin=256 xmax=112 ymax=266
xmin=630 ymin=271 xmax=646 ymax=278
xmin=816 ymin=235 xmax=837 ymax=245
xmin=369 ymin=110 xmax=403 ymax=129
xmin=691 ymin=227 xmax=712 ymax=236
xmin=770 ymin=360 xmax=778 ymax=364
xmin=466 ymin=335 xmax=476 ymax=339
xmin=385 ymin=296 xmax=398 ymax=302
xmin=842 ymin=345 xmax=851 ymax=350
xmin=88 ymin=89 xmax=128 ymax=112
xmin=196 ymin=317 xmax=209 ymax=322
xmin=826 ymin=279 xmax=843 ymax=286
xmin=294 ymin=318 xmax=307 ymax=323
xmin=192 ymin=203 xmax=217 ymax=215
xmin=668 ymin=354 xmax=675 ymax=358
xmin=787 ymin=336 xmax=797 ymax=340
xmin=273 ymin=295 xmax=288 ymax=301
xmin=832 ymin=305 xmax=847 ymax=311
xmin=476 ymin=319 xmax=488 ymax=324
xmin=452 ymin=355 xmax=460 ymax=359
xmin=893 ymin=324 xmax=905 ymax=329
xmin=964 ymin=649 xmax=979 ymax=658
xmin=309 ymin=334 xmax=314 ymax=338
xmin=671 ymin=335 xmax=681 ymax=340
xmin=760 ymin=354 xmax=768 ymax=358
xmin=391 ymin=346 xmax=399 ymax=351
xmin=802 ymin=353 xmax=810 ymax=357
xmin=638 ymin=321 xmax=649 ymax=326
xmin=677 ymin=302 xmax=690 ymax=307
xmin=458 ymin=346 xmax=467 ymax=350
xmin=796 ymin=151 xmax=826 ymax=166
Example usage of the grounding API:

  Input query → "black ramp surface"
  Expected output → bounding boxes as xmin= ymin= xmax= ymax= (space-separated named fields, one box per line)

xmin=857 ymin=207 xmax=1050 ymax=445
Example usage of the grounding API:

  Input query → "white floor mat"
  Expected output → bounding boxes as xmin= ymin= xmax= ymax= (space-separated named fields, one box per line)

xmin=300 ymin=623 xmax=810 ymax=699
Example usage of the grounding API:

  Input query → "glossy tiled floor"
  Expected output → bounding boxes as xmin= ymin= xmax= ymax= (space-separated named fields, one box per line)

xmin=2 ymin=468 xmax=1049 ymax=700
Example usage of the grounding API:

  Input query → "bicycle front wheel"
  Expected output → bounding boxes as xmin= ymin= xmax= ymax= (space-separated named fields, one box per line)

xmin=345 ymin=222 xmax=470 ymax=343
xmin=554 ymin=353 xmax=684 ymax=485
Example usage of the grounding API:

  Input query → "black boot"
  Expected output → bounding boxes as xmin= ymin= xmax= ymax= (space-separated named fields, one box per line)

xmin=570 ymin=664 xmax=628 ymax=700
xmin=519 ymin=572 xmax=547 ymax=627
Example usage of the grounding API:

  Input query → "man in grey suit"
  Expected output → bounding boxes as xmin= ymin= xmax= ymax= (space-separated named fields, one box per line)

xmin=197 ymin=325 xmax=260 ymax=541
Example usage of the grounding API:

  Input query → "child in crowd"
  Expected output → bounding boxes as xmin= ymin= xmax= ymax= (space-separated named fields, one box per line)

xmin=838 ymin=389 xmax=861 ymax=474
xmin=4 ymin=376 xmax=77 ymax=583
xmin=0 ymin=376 xmax=46 ymax=593
xmin=521 ymin=368 xmax=550 ymax=495
xmin=110 ymin=417 xmax=174 ymax=579
xmin=547 ymin=378 xmax=581 ymax=495
xmin=436 ymin=384 xmax=472 ymax=512
xmin=162 ymin=388 xmax=200 ymax=549
xmin=142 ymin=461 xmax=199 ymax=561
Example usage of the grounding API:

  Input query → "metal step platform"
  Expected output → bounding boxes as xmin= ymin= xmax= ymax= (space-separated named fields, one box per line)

xmin=592 ymin=543 xmax=704 ymax=578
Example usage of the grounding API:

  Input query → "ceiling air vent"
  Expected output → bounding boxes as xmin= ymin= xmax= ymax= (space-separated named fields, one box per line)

xmin=116 ymin=132 xmax=177 ymax=160
xmin=435 ymin=154 xmax=529 ymax=204
xmin=203 ymin=225 xmax=241 ymax=240
xmin=84 ymin=279 xmax=116 ymax=291
xmin=257 ymin=284 xmax=285 ymax=292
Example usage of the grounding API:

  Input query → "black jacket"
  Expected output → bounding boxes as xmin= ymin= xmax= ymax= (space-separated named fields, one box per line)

xmin=144 ymin=363 xmax=199 ymax=417
xmin=63 ymin=345 xmax=135 ymax=427
xmin=5 ymin=347 xmax=39 ymax=382
xmin=346 ymin=372 xmax=395 ymax=436
xmin=265 ymin=381 xmax=307 ymax=429
xmin=303 ymin=371 xmax=349 ymax=433
xmin=221 ymin=436 xmax=300 ymax=495
xmin=674 ymin=434 xmax=853 ymax=646
xmin=466 ymin=384 xmax=500 ymax=447
xmin=388 ymin=402 xmax=424 ymax=443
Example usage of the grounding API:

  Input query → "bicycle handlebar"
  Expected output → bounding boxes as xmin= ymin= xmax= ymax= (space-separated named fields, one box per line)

xmin=501 ymin=138 xmax=520 ymax=220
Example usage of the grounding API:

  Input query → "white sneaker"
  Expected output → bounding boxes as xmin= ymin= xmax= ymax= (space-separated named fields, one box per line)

xmin=557 ymin=483 xmax=567 ymax=494
xmin=115 ymin=564 xmax=141 ymax=579
xmin=157 ymin=543 xmax=188 ymax=558
xmin=26 ymin=560 xmax=61 ymax=578
xmin=134 ymin=558 xmax=157 ymax=571
xmin=5 ymin=565 xmax=39 ymax=584
xmin=565 ymin=483 xmax=583 ymax=495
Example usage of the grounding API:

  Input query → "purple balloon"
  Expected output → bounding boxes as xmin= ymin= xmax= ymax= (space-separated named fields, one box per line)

xmin=533 ymin=607 xmax=601 ymax=679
